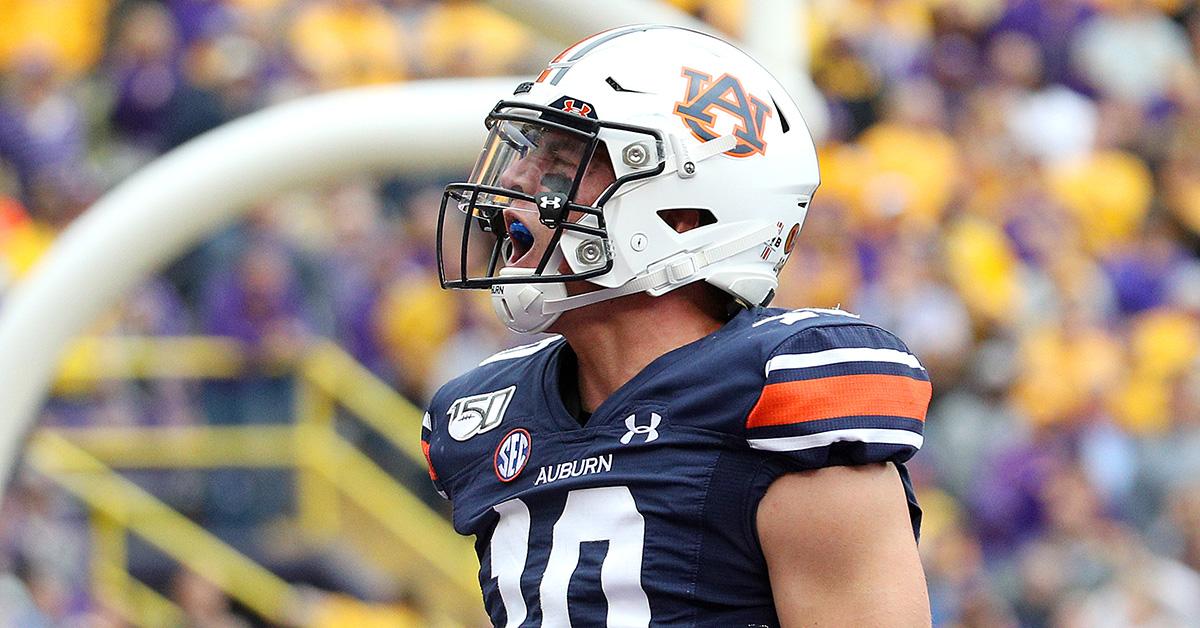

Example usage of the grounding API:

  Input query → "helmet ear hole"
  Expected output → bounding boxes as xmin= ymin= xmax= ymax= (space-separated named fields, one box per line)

xmin=656 ymin=209 xmax=717 ymax=233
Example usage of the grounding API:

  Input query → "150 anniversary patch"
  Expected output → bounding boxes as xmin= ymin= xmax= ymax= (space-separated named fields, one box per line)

xmin=447 ymin=386 xmax=516 ymax=441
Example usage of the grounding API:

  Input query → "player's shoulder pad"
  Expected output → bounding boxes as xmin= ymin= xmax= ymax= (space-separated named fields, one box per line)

xmin=430 ymin=334 xmax=564 ymax=408
xmin=740 ymin=307 xmax=931 ymax=469
xmin=745 ymin=306 xmax=916 ymax=368
xmin=741 ymin=306 xmax=870 ymax=349
xmin=422 ymin=335 xmax=564 ymax=499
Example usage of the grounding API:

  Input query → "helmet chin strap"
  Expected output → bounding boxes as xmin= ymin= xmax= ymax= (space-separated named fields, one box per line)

xmin=665 ymin=133 xmax=737 ymax=178
xmin=490 ymin=267 xmax=568 ymax=334
xmin=490 ymin=224 xmax=777 ymax=334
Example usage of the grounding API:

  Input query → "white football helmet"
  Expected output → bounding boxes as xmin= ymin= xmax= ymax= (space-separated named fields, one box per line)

xmin=438 ymin=25 xmax=820 ymax=333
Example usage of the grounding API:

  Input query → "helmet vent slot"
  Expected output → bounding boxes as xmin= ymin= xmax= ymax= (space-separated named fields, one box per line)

xmin=656 ymin=208 xmax=717 ymax=233
xmin=606 ymin=76 xmax=645 ymax=94
xmin=771 ymin=96 xmax=791 ymax=134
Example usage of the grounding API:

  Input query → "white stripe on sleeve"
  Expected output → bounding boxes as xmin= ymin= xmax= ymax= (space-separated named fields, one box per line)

xmin=747 ymin=428 xmax=924 ymax=452
xmin=479 ymin=335 xmax=562 ymax=366
xmin=764 ymin=347 xmax=924 ymax=376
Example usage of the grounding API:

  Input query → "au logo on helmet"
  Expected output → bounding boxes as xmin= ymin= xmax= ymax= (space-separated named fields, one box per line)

xmin=673 ymin=67 xmax=772 ymax=158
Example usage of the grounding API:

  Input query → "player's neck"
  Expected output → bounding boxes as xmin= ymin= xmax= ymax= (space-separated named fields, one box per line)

xmin=552 ymin=285 xmax=728 ymax=413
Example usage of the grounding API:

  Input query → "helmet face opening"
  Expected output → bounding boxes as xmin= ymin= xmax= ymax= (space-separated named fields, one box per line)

xmin=438 ymin=101 xmax=663 ymax=289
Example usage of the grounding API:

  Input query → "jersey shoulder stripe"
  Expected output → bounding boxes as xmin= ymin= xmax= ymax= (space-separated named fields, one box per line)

xmin=479 ymin=335 xmax=563 ymax=366
xmin=749 ymin=307 xmax=860 ymax=329
xmin=420 ymin=412 xmax=448 ymax=499
xmin=747 ymin=373 xmax=930 ymax=428
xmin=765 ymin=346 xmax=923 ymax=375
xmin=747 ymin=414 xmax=923 ymax=439
xmin=743 ymin=318 xmax=930 ymax=461
xmin=748 ymin=427 xmax=924 ymax=453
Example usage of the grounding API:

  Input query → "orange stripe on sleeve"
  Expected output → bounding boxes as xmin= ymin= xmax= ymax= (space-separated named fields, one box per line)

xmin=747 ymin=374 xmax=931 ymax=429
xmin=421 ymin=439 xmax=439 ymax=481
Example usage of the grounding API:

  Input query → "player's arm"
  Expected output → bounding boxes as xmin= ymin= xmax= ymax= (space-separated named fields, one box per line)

xmin=757 ymin=462 xmax=930 ymax=627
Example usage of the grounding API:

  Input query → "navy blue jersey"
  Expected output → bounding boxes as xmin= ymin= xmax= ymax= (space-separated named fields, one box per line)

xmin=421 ymin=307 xmax=930 ymax=627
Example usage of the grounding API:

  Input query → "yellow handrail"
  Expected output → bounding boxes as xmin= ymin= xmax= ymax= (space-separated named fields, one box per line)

xmin=28 ymin=431 xmax=302 ymax=624
xmin=56 ymin=336 xmax=246 ymax=382
xmin=54 ymin=336 xmax=429 ymax=469
xmin=42 ymin=336 xmax=482 ymax=624
xmin=295 ymin=378 xmax=341 ymax=540
xmin=45 ymin=425 xmax=295 ymax=468
xmin=321 ymin=437 xmax=479 ymax=595
xmin=47 ymin=423 xmax=482 ymax=620
xmin=90 ymin=509 xmax=184 ymax=627
xmin=300 ymin=341 xmax=427 ymax=467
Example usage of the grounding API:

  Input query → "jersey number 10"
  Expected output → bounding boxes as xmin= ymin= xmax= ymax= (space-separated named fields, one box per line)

xmin=490 ymin=485 xmax=652 ymax=627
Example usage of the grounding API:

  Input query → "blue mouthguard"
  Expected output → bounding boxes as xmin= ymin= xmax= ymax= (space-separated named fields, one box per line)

xmin=509 ymin=219 xmax=535 ymax=249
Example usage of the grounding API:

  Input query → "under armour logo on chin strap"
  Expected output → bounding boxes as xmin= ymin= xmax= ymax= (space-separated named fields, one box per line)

xmin=539 ymin=196 xmax=563 ymax=209
xmin=621 ymin=412 xmax=662 ymax=444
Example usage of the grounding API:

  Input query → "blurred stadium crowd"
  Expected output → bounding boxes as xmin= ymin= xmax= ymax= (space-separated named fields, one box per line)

xmin=1 ymin=0 xmax=1199 ymax=625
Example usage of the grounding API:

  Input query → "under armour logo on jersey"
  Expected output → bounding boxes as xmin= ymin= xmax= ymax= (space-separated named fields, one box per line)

xmin=673 ymin=67 xmax=772 ymax=158
xmin=621 ymin=412 xmax=662 ymax=444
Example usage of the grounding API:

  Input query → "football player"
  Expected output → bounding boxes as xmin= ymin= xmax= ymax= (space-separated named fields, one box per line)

xmin=423 ymin=25 xmax=931 ymax=627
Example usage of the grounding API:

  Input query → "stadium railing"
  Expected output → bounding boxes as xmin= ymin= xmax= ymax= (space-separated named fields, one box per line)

xmin=28 ymin=336 xmax=480 ymax=626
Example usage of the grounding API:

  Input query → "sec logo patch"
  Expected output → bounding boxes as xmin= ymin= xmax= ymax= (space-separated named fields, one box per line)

xmin=494 ymin=429 xmax=532 ymax=482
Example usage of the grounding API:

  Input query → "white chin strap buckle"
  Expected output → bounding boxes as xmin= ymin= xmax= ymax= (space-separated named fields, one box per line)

xmin=491 ymin=267 xmax=568 ymax=334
